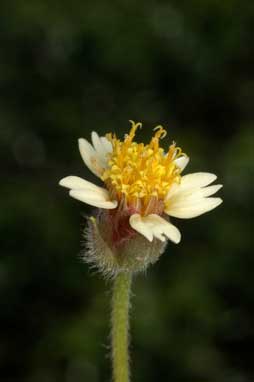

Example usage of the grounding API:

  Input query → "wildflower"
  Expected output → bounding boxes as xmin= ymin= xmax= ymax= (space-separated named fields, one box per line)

xmin=59 ymin=121 xmax=222 ymax=248
xmin=59 ymin=121 xmax=223 ymax=382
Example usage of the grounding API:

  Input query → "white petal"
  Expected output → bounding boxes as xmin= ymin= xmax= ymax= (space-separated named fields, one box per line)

xmin=70 ymin=188 xmax=107 ymax=201
xmin=166 ymin=172 xmax=218 ymax=199
xmin=129 ymin=214 xmax=181 ymax=244
xmin=59 ymin=175 xmax=118 ymax=209
xmin=78 ymin=138 xmax=104 ymax=177
xmin=200 ymin=184 xmax=223 ymax=197
xmin=100 ymin=136 xmax=112 ymax=153
xmin=59 ymin=176 xmax=105 ymax=193
xmin=165 ymin=197 xmax=223 ymax=219
xmin=129 ymin=214 xmax=153 ymax=242
xmin=174 ymin=156 xmax=190 ymax=172
xmin=91 ymin=131 xmax=104 ymax=154
xmin=69 ymin=189 xmax=117 ymax=209
xmin=91 ymin=132 xmax=110 ymax=165
xmin=167 ymin=184 xmax=223 ymax=207
xmin=181 ymin=172 xmax=217 ymax=188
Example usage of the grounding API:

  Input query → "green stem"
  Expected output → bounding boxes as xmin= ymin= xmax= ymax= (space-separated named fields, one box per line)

xmin=111 ymin=272 xmax=132 ymax=382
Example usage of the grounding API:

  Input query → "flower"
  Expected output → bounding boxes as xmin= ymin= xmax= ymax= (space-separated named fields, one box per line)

xmin=59 ymin=121 xmax=222 ymax=246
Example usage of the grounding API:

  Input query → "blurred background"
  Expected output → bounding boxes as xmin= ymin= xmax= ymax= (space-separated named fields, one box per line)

xmin=0 ymin=1 xmax=253 ymax=381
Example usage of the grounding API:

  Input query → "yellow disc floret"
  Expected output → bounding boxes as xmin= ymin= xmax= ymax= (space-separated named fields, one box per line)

xmin=101 ymin=121 xmax=185 ymax=213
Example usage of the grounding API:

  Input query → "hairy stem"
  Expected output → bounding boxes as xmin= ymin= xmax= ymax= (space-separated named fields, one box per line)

xmin=111 ymin=272 xmax=132 ymax=382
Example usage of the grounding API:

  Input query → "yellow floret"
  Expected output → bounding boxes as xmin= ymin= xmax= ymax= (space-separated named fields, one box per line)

xmin=101 ymin=121 xmax=185 ymax=209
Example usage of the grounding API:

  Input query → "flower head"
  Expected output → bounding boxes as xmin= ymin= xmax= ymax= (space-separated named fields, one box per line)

xmin=60 ymin=121 xmax=222 ymax=241
xmin=59 ymin=121 xmax=222 ymax=274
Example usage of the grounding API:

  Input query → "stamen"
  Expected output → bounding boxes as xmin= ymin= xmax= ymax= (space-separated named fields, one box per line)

xmin=153 ymin=125 xmax=167 ymax=139
xmin=128 ymin=121 xmax=142 ymax=142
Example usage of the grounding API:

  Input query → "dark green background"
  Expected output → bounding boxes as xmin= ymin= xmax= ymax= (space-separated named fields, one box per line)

xmin=0 ymin=1 xmax=253 ymax=381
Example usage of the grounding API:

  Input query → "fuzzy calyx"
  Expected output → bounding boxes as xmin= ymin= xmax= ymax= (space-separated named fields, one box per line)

xmin=83 ymin=210 xmax=167 ymax=278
